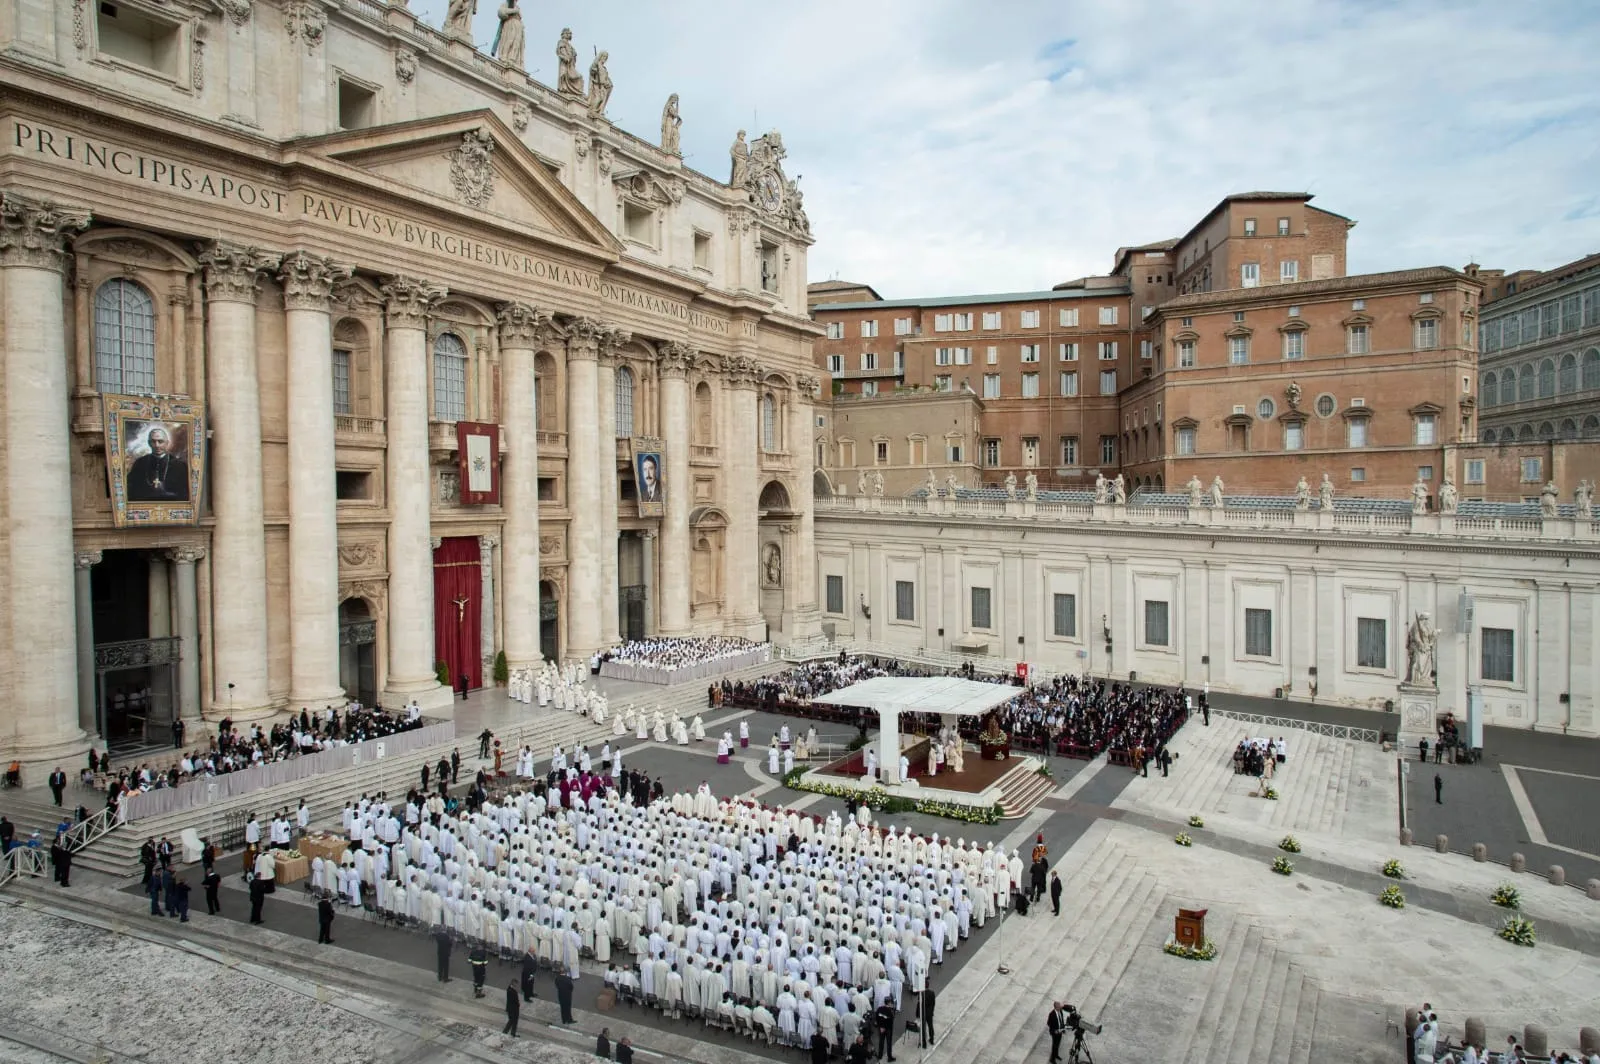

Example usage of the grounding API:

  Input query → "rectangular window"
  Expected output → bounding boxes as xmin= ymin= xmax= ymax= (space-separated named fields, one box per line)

xmin=946 ymin=440 xmax=963 ymax=463
xmin=1228 ymin=336 xmax=1249 ymax=365
xmin=1100 ymin=436 xmax=1116 ymax=464
xmin=1143 ymin=600 xmax=1170 ymax=647
xmin=1021 ymin=372 xmax=1040 ymax=398
xmin=827 ymin=354 xmax=843 ymax=375
xmin=1098 ymin=341 xmax=1118 ymax=360
xmin=985 ymin=346 xmax=998 ymax=364
xmin=1241 ymin=263 xmax=1260 ymax=288
xmin=954 ymin=312 xmax=973 ymax=330
xmin=875 ymin=440 xmax=888 ymax=464
xmin=1020 ymin=309 xmax=1041 ymax=328
xmin=825 ymin=575 xmax=844 ymax=615
xmin=983 ymin=374 xmax=1001 ymax=399
xmin=1465 ymin=459 xmax=1485 ymax=484
xmin=433 ymin=347 xmax=467 ymax=421
xmin=1059 ymin=371 xmax=1078 ymax=397
xmin=1244 ymin=608 xmax=1272 ymax=657
xmin=861 ymin=381 xmax=878 ymax=397
xmin=1414 ymin=414 xmax=1436 ymax=446
xmin=1350 ymin=467 xmax=1366 ymax=482
xmin=1417 ymin=465 xmax=1433 ymax=481
xmin=1178 ymin=340 xmax=1196 ymax=368
xmin=1541 ymin=300 xmax=1559 ymax=339
xmin=335 ymin=470 xmax=370 ymax=501
xmin=970 ymin=586 xmax=992 ymax=630
xmin=895 ymin=580 xmax=915 ymax=622
xmin=1098 ymin=306 xmax=1118 ymax=326
xmin=332 ymin=348 xmax=352 ymax=416
xmin=953 ymin=346 xmax=971 ymax=366
xmin=693 ymin=231 xmax=712 ymax=269
xmin=1099 ymin=369 xmax=1117 ymax=395
xmin=983 ymin=439 xmax=1001 ymax=466
xmin=1481 ymin=627 xmax=1515 ymax=683
xmin=1052 ymin=593 xmax=1077 ymax=638
xmin=894 ymin=317 xmax=914 ymax=335
xmin=1348 ymin=419 xmax=1368 ymax=447
xmin=1020 ymin=344 xmax=1040 ymax=363
xmin=826 ymin=322 xmax=844 ymax=340
xmin=1060 ymin=436 xmax=1078 ymax=465
xmin=1176 ymin=426 xmax=1196 ymax=455
xmin=1356 ymin=617 xmax=1387 ymax=668
xmin=1244 ymin=218 xmax=1257 ymax=236
xmin=981 ymin=311 xmax=1002 ymax=330
xmin=1284 ymin=422 xmax=1304 ymax=450
xmin=894 ymin=350 xmax=905 ymax=372
xmin=860 ymin=320 xmax=879 ymax=338
xmin=935 ymin=374 xmax=952 ymax=392
xmin=1059 ymin=342 xmax=1078 ymax=362
xmin=1415 ymin=319 xmax=1438 ymax=349
xmin=1140 ymin=340 xmax=1153 ymax=359
xmin=935 ymin=347 xmax=953 ymax=366
xmin=1277 ymin=217 xmax=1291 ymax=236
xmin=934 ymin=313 xmax=953 ymax=332
xmin=1520 ymin=456 xmax=1542 ymax=482
xmin=1348 ymin=324 xmax=1369 ymax=354
xmin=1280 ymin=260 xmax=1299 ymax=283
xmin=860 ymin=352 xmax=877 ymax=371
xmin=1282 ymin=331 xmax=1304 ymax=360
xmin=1060 ymin=308 xmax=1079 ymax=327
xmin=1022 ymin=437 xmax=1039 ymax=466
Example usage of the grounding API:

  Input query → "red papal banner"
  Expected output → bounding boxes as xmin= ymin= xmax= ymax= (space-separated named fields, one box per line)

xmin=456 ymin=421 xmax=500 ymax=505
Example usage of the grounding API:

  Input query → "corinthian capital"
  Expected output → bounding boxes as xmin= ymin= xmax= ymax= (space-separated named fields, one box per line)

xmin=0 ymin=192 xmax=90 ymax=272
xmin=796 ymin=374 xmax=822 ymax=399
xmin=496 ymin=301 xmax=553 ymax=349
xmin=597 ymin=325 xmax=633 ymax=366
xmin=659 ymin=341 xmax=696 ymax=379
xmin=381 ymin=275 xmax=448 ymax=329
xmin=563 ymin=316 xmax=603 ymax=361
xmin=280 ymin=251 xmax=353 ymax=313
xmin=720 ymin=353 xmax=763 ymax=389
xmin=198 ymin=241 xmax=281 ymax=304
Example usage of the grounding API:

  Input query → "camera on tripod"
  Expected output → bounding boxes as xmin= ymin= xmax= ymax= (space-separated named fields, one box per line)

xmin=1064 ymin=1005 xmax=1102 ymax=1037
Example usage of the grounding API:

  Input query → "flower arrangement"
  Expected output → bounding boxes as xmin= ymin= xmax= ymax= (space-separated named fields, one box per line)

xmin=1188 ymin=815 xmax=1205 ymax=828
xmin=1271 ymin=855 xmax=1294 ymax=876
xmin=1163 ymin=938 xmax=1217 ymax=960
xmin=1035 ymin=763 xmax=1054 ymax=779
xmin=1262 ymin=787 xmax=1279 ymax=801
xmin=1498 ymin=914 xmax=1536 ymax=947
xmin=783 ymin=774 xmax=1002 ymax=824
xmin=1490 ymin=883 xmax=1521 ymax=909
xmin=1379 ymin=885 xmax=1406 ymax=909
xmin=1174 ymin=832 xmax=1193 ymax=847
xmin=1279 ymin=835 xmax=1301 ymax=854
xmin=1382 ymin=859 xmax=1406 ymax=880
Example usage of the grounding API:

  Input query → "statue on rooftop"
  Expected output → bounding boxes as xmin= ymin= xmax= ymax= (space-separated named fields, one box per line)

xmin=443 ymin=0 xmax=476 ymax=43
xmin=1318 ymin=473 xmax=1334 ymax=511
xmin=1112 ymin=474 xmax=1127 ymax=505
xmin=1576 ymin=479 xmax=1594 ymax=518
xmin=1405 ymin=612 xmax=1437 ymax=687
xmin=1025 ymin=471 xmax=1039 ymax=500
xmin=1540 ymin=480 xmax=1559 ymax=518
xmin=1293 ymin=476 xmax=1310 ymax=511
xmin=586 ymin=51 xmax=613 ymax=118
xmin=660 ymin=94 xmax=682 ymax=155
xmin=1209 ymin=475 xmax=1225 ymax=508
xmin=1187 ymin=475 xmax=1203 ymax=509
xmin=729 ymin=130 xmax=750 ymax=187
xmin=924 ymin=468 xmax=939 ymax=498
xmin=945 ymin=472 xmax=959 ymax=498
xmin=1410 ymin=478 xmax=1429 ymax=515
xmin=1004 ymin=472 xmax=1018 ymax=499
xmin=871 ymin=470 xmax=884 ymax=497
xmin=555 ymin=29 xmax=584 ymax=96
xmin=1093 ymin=474 xmax=1109 ymax=504
xmin=491 ymin=0 xmax=524 ymax=66
xmin=1438 ymin=476 xmax=1459 ymax=515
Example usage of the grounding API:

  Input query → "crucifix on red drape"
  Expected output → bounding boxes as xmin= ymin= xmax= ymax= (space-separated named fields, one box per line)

xmin=432 ymin=537 xmax=482 ymax=691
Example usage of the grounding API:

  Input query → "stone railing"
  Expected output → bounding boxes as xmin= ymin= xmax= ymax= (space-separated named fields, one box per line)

xmin=816 ymin=495 xmax=1600 ymax=544
xmin=334 ymin=415 xmax=385 ymax=437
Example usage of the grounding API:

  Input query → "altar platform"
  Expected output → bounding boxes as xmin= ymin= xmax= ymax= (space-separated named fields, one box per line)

xmin=815 ymin=739 xmax=1017 ymax=796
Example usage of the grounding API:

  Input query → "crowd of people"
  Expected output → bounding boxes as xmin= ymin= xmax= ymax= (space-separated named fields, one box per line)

xmin=295 ymin=758 xmax=1047 ymax=1060
xmin=599 ymin=636 xmax=766 ymax=673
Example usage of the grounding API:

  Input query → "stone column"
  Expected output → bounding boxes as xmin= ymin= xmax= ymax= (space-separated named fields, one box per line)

xmin=381 ymin=276 xmax=449 ymax=705
xmin=148 ymin=554 xmax=174 ymax=724
xmin=563 ymin=318 xmax=604 ymax=659
xmin=74 ymin=551 xmax=101 ymax=737
xmin=281 ymin=252 xmax=352 ymax=707
xmin=496 ymin=302 xmax=548 ymax=668
xmin=198 ymin=241 xmax=281 ymax=719
xmin=640 ymin=529 xmax=656 ymax=637
xmin=479 ymin=534 xmax=498 ymax=683
xmin=597 ymin=327 xmax=631 ymax=647
xmin=2 ymin=192 xmax=90 ymax=766
xmin=791 ymin=375 xmax=823 ymax=640
xmin=168 ymin=547 xmax=205 ymax=726
xmin=657 ymin=342 xmax=695 ymax=636
xmin=721 ymin=355 xmax=764 ymax=637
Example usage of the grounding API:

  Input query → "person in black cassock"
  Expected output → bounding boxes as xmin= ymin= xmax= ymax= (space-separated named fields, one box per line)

xmin=317 ymin=896 xmax=335 ymax=943
xmin=435 ymin=928 xmax=453 ymax=982
xmin=503 ymin=981 xmax=520 ymax=1036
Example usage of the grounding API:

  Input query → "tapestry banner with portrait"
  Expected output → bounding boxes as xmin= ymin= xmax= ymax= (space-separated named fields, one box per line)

xmin=455 ymin=421 xmax=500 ymax=505
xmin=632 ymin=436 xmax=665 ymax=518
xmin=102 ymin=394 xmax=206 ymax=527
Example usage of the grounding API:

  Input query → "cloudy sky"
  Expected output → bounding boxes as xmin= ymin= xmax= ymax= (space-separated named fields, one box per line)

xmin=414 ymin=0 xmax=1600 ymax=299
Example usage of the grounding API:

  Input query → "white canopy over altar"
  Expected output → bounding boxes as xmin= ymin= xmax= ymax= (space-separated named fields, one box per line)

xmin=811 ymin=676 xmax=1020 ymax=785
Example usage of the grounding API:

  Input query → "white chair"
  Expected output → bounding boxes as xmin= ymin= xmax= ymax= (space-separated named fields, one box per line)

xmin=179 ymin=828 xmax=204 ymax=864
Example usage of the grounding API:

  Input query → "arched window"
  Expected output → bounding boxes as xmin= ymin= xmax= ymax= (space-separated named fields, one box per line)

xmin=693 ymin=381 xmax=714 ymax=445
xmin=760 ymin=393 xmax=777 ymax=452
xmin=1500 ymin=373 xmax=1517 ymax=407
xmin=1538 ymin=358 xmax=1556 ymax=398
xmin=534 ymin=353 xmax=556 ymax=431
xmin=1584 ymin=415 xmax=1600 ymax=438
xmin=1538 ymin=421 xmax=1555 ymax=439
xmin=1560 ymin=418 xmax=1578 ymax=439
xmin=614 ymin=364 xmax=635 ymax=438
xmin=1499 ymin=427 xmax=1515 ymax=443
xmin=1518 ymin=364 xmax=1536 ymax=402
xmin=1481 ymin=371 xmax=1497 ymax=407
xmin=1585 ymin=348 xmax=1600 ymax=391
xmin=1517 ymin=424 xmax=1535 ymax=440
xmin=1559 ymin=354 xmax=1578 ymax=393
xmin=1480 ymin=428 xmax=1496 ymax=443
xmin=432 ymin=332 xmax=468 ymax=421
xmin=93 ymin=279 xmax=157 ymax=394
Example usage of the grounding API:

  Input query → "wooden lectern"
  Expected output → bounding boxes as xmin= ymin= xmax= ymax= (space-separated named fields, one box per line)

xmin=1175 ymin=907 xmax=1207 ymax=948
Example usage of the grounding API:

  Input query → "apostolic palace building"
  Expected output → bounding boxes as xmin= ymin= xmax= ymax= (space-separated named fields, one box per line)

xmin=0 ymin=0 xmax=822 ymax=769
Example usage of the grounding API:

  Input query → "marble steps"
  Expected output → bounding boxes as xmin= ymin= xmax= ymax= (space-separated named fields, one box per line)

xmin=996 ymin=761 xmax=1055 ymax=818
xmin=1258 ymin=964 xmax=1314 ymax=1064
xmin=1176 ymin=919 xmax=1266 ymax=1064
xmin=1224 ymin=934 xmax=1291 ymax=1064
xmin=1327 ymin=740 xmax=1358 ymax=835
xmin=1284 ymin=976 xmax=1321 ymax=1064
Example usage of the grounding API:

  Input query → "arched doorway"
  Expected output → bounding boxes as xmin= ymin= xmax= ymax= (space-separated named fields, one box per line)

xmin=338 ymin=598 xmax=378 ymax=706
xmin=758 ymin=480 xmax=795 ymax=638
xmin=539 ymin=580 xmax=560 ymax=663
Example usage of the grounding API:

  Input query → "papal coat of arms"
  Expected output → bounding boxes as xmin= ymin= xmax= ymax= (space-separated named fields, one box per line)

xmin=449 ymin=129 xmax=496 ymax=208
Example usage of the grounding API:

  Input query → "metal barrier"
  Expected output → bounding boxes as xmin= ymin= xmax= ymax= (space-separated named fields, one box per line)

xmin=0 ymin=846 xmax=47 ymax=888
xmin=62 ymin=805 xmax=121 ymax=852
xmin=1210 ymin=709 xmax=1381 ymax=744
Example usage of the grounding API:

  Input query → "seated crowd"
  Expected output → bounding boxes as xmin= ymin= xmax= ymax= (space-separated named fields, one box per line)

xmin=599 ymin=636 xmax=766 ymax=673
xmin=314 ymin=765 xmax=1034 ymax=1057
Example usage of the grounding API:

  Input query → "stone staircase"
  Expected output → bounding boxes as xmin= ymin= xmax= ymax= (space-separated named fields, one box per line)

xmin=0 ymin=792 xmax=92 ymax=865
xmin=995 ymin=759 xmax=1055 ymax=819
xmin=1172 ymin=914 xmax=1320 ymax=1064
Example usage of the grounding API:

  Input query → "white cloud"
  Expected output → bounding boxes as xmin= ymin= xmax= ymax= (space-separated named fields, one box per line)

xmin=411 ymin=0 xmax=1600 ymax=298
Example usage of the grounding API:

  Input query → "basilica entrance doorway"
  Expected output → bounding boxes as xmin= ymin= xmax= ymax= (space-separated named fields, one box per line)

xmin=339 ymin=598 xmax=378 ymax=706
xmin=539 ymin=581 xmax=561 ymax=663
xmin=89 ymin=548 xmax=179 ymax=743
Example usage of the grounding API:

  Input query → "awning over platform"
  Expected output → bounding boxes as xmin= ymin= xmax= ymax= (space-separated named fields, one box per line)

xmin=809 ymin=675 xmax=1017 ymax=717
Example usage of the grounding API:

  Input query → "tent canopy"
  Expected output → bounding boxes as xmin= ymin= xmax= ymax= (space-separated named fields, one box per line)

xmin=809 ymin=675 xmax=1017 ymax=718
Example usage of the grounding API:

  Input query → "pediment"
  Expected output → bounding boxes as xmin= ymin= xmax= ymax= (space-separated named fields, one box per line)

xmin=293 ymin=111 xmax=621 ymax=254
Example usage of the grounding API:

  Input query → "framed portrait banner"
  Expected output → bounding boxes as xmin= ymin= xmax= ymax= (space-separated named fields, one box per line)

xmin=102 ymin=394 xmax=206 ymax=527
xmin=632 ymin=436 xmax=665 ymax=518
xmin=456 ymin=421 xmax=500 ymax=505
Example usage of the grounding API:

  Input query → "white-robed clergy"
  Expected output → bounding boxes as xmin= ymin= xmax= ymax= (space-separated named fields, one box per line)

xmin=690 ymin=715 xmax=705 ymax=742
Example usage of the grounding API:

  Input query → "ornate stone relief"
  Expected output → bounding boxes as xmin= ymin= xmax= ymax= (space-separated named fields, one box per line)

xmin=381 ymin=276 xmax=448 ymax=328
xmin=438 ymin=470 xmax=460 ymax=504
xmin=338 ymin=542 xmax=380 ymax=569
xmin=597 ymin=145 xmax=614 ymax=175
xmin=395 ymin=48 xmax=418 ymax=85
xmin=191 ymin=18 xmax=207 ymax=90
xmin=496 ymin=301 xmax=552 ymax=348
xmin=511 ymin=100 xmax=531 ymax=133
xmin=574 ymin=133 xmax=589 ymax=160
xmin=796 ymin=374 xmax=821 ymax=400
xmin=285 ymin=2 xmax=327 ymax=52
xmin=563 ymin=317 xmax=603 ymax=359
xmin=0 ymin=193 xmax=91 ymax=272
xmin=74 ymin=550 xmax=103 ymax=570
xmin=658 ymin=341 xmax=695 ymax=379
xmin=539 ymin=535 xmax=562 ymax=557
xmin=719 ymin=354 xmax=763 ymax=388
xmin=73 ymin=0 xmax=90 ymax=50
xmin=449 ymin=130 xmax=496 ymax=208
xmin=280 ymin=251 xmax=353 ymax=312
xmin=167 ymin=545 xmax=207 ymax=564
xmin=219 ymin=0 xmax=254 ymax=27
xmin=198 ymin=241 xmax=281 ymax=303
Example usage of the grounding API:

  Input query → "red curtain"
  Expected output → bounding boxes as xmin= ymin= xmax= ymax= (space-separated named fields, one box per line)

xmin=433 ymin=536 xmax=482 ymax=692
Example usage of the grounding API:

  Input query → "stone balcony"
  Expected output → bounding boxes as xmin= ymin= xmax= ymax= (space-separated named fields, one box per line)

xmin=334 ymin=415 xmax=386 ymax=448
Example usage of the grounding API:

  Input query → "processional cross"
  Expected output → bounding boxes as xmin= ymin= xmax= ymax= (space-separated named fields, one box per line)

xmin=452 ymin=595 xmax=470 ymax=622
